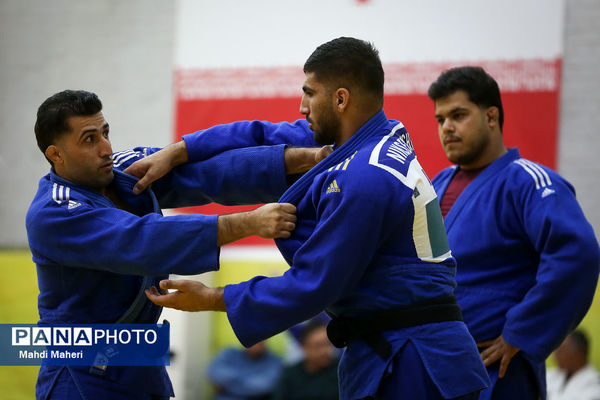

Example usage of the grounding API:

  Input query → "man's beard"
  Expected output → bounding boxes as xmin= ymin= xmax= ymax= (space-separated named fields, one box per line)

xmin=451 ymin=125 xmax=491 ymax=167
xmin=312 ymin=108 xmax=340 ymax=146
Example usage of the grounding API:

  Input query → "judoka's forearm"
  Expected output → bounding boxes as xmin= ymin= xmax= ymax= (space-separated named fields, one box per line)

xmin=217 ymin=213 xmax=253 ymax=246
xmin=217 ymin=203 xmax=297 ymax=246
xmin=284 ymin=146 xmax=332 ymax=174
xmin=160 ymin=139 xmax=189 ymax=165
xmin=208 ymin=287 xmax=226 ymax=311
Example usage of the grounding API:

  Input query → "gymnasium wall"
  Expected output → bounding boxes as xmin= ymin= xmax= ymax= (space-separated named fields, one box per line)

xmin=0 ymin=0 xmax=176 ymax=247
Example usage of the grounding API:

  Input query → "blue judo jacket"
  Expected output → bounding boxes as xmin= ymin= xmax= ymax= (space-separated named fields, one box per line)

xmin=26 ymin=145 xmax=289 ymax=399
xmin=433 ymin=148 xmax=600 ymax=399
xmin=183 ymin=111 xmax=490 ymax=399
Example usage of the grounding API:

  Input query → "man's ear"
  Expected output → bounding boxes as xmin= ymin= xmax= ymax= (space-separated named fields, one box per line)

xmin=45 ymin=145 xmax=63 ymax=165
xmin=486 ymin=107 xmax=500 ymax=128
xmin=334 ymin=88 xmax=350 ymax=112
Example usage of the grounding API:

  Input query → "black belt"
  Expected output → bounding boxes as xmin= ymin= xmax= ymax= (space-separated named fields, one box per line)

xmin=326 ymin=295 xmax=463 ymax=359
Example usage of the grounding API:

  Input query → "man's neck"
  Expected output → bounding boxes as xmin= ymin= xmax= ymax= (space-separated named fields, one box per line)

xmin=53 ymin=168 xmax=108 ymax=196
xmin=103 ymin=184 xmax=118 ymax=203
xmin=460 ymin=138 xmax=507 ymax=171
xmin=104 ymin=183 xmax=136 ymax=214
xmin=336 ymin=108 xmax=380 ymax=147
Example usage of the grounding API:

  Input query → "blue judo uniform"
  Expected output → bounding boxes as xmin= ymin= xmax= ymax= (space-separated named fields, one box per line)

xmin=183 ymin=111 xmax=490 ymax=399
xmin=432 ymin=148 xmax=600 ymax=400
xmin=26 ymin=145 xmax=290 ymax=399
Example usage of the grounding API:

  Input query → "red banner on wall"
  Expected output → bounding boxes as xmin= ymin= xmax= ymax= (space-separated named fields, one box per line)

xmin=173 ymin=59 xmax=561 ymax=245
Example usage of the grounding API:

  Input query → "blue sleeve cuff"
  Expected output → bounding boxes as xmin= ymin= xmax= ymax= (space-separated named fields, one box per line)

xmin=182 ymin=131 xmax=206 ymax=162
xmin=175 ymin=213 xmax=221 ymax=275
xmin=264 ymin=144 xmax=288 ymax=199
xmin=224 ymin=282 xmax=255 ymax=348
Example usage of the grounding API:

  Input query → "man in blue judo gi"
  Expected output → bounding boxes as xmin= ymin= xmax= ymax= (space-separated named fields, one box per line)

xmin=426 ymin=66 xmax=600 ymax=399
xmin=27 ymin=89 xmax=324 ymax=399
xmin=143 ymin=37 xmax=490 ymax=399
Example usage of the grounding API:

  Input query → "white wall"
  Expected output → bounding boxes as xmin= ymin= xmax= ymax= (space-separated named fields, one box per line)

xmin=559 ymin=0 xmax=600 ymax=239
xmin=0 ymin=0 xmax=175 ymax=246
xmin=176 ymin=0 xmax=563 ymax=68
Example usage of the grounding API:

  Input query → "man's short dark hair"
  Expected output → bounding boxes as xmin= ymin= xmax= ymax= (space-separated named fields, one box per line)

xmin=35 ymin=90 xmax=103 ymax=162
xmin=568 ymin=329 xmax=589 ymax=358
xmin=304 ymin=37 xmax=384 ymax=103
xmin=427 ymin=66 xmax=504 ymax=130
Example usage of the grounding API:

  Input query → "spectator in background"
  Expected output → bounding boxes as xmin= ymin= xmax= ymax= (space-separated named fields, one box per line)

xmin=284 ymin=312 xmax=332 ymax=364
xmin=207 ymin=341 xmax=283 ymax=400
xmin=273 ymin=319 xmax=339 ymax=400
xmin=547 ymin=330 xmax=600 ymax=400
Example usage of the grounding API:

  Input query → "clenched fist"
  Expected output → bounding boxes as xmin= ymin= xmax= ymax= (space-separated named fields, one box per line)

xmin=248 ymin=203 xmax=297 ymax=239
xmin=217 ymin=202 xmax=297 ymax=246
